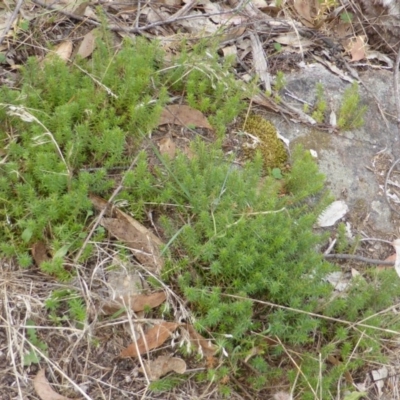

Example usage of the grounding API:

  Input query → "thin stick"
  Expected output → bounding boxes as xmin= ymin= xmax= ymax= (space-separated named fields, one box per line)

xmin=324 ymin=253 xmax=394 ymax=265
xmin=223 ymin=293 xmax=400 ymax=335
xmin=0 ymin=0 xmax=25 ymax=46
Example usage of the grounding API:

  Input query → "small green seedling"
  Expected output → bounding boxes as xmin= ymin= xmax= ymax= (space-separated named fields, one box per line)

xmin=338 ymin=82 xmax=367 ymax=130
xmin=24 ymin=319 xmax=48 ymax=366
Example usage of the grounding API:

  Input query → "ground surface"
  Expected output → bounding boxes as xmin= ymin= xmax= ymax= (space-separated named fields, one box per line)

xmin=3 ymin=0 xmax=400 ymax=399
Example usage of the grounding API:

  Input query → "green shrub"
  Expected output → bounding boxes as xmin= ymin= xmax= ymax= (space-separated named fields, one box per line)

xmin=338 ymin=82 xmax=367 ymax=130
xmin=0 ymin=36 xmax=246 ymax=277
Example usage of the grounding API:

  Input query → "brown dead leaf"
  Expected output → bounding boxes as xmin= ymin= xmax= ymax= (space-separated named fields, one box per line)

xmin=102 ymin=291 xmax=166 ymax=314
xmin=221 ymin=26 xmax=246 ymax=42
xmin=101 ymin=212 xmax=164 ymax=272
xmin=89 ymin=194 xmax=115 ymax=217
xmin=48 ymin=41 xmax=73 ymax=62
xmin=293 ymin=0 xmax=317 ymax=27
xmin=159 ymin=105 xmax=213 ymax=130
xmin=185 ymin=324 xmax=218 ymax=357
xmin=72 ymin=1 xmax=89 ymax=16
xmin=31 ymin=241 xmax=51 ymax=267
xmin=274 ymin=32 xmax=313 ymax=49
xmin=33 ymin=370 xmax=74 ymax=400
xmin=221 ymin=45 xmax=237 ymax=58
xmin=120 ymin=321 xmax=179 ymax=358
xmin=139 ymin=355 xmax=186 ymax=380
xmin=76 ymin=29 xmax=96 ymax=59
xmin=158 ymin=137 xmax=176 ymax=158
xmin=89 ymin=196 xmax=164 ymax=273
xmin=346 ymin=36 xmax=367 ymax=62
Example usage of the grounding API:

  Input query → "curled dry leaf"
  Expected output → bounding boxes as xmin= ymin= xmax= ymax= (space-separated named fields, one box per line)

xmin=76 ymin=29 xmax=97 ymax=59
xmin=89 ymin=195 xmax=164 ymax=273
xmin=89 ymin=194 xmax=115 ymax=217
xmin=31 ymin=241 xmax=51 ymax=267
xmin=158 ymin=105 xmax=213 ymax=130
xmin=293 ymin=0 xmax=319 ymax=28
xmin=101 ymin=291 xmax=166 ymax=314
xmin=34 ymin=370 xmax=74 ymax=400
xmin=346 ymin=36 xmax=367 ymax=62
xmin=139 ymin=355 xmax=187 ymax=380
xmin=45 ymin=41 xmax=73 ymax=63
xmin=120 ymin=321 xmax=179 ymax=358
xmin=72 ymin=1 xmax=90 ymax=16
xmin=274 ymin=32 xmax=313 ymax=49
xmin=101 ymin=215 xmax=164 ymax=273
xmin=185 ymin=323 xmax=218 ymax=357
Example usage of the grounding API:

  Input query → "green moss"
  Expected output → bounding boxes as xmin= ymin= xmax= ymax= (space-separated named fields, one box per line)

xmin=243 ymin=115 xmax=287 ymax=169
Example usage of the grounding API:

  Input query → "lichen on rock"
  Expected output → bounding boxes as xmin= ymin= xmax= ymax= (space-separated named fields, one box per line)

xmin=243 ymin=115 xmax=287 ymax=169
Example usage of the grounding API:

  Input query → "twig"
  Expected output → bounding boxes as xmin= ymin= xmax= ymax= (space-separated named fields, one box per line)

xmin=224 ymin=292 xmax=400 ymax=335
xmin=324 ymin=253 xmax=394 ymax=265
xmin=0 ymin=0 xmax=25 ymax=46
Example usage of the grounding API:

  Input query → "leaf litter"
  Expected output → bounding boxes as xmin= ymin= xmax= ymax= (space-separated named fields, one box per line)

xmin=120 ymin=321 xmax=180 ymax=358
xmin=34 ymin=370 xmax=74 ymax=400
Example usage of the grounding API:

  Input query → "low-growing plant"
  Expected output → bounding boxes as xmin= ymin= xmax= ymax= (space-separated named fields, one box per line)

xmin=160 ymin=38 xmax=249 ymax=135
xmin=23 ymin=319 xmax=48 ymax=366
xmin=0 ymin=36 xmax=247 ymax=279
xmin=1 ymin=31 xmax=400 ymax=399
xmin=45 ymin=289 xmax=87 ymax=327
xmin=312 ymin=82 xmax=327 ymax=123
xmin=338 ymin=81 xmax=367 ymax=130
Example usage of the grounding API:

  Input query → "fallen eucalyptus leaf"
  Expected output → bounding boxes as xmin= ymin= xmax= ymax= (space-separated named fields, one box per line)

xmin=120 ymin=321 xmax=179 ymax=358
xmin=34 ymin=370 xmax=74 ymax=400
xmin=139 ymin=355 xmax=186 ymax=380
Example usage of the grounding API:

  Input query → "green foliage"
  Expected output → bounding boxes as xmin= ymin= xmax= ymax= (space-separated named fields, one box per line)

xmin=149 ymin=376 xmax=185 ymax=392
xmin=274 ymin=71 xmax=286 ymax=91
xmin=133 ymin=141 xmax=400 ymax=397
xmin=2 ymin=30 xmax=400 ymax=400
xmin=45 ymin=289 xmax=86 ymax=326
xmin=151 ymin=141 xmax=332 ymax=340
xmin=24 ymin=319 xmax=48 ymax=366
xmin=0 ymin=35 xmax=246 ymax=278
xmin=336 ymin=222 xmax=350 ymax=253
xmin=312 ymin=82 xmax=327 ymax=123
xmin=338 ymin=82 xmax=367 ymax=130
xmin=340 ymin=11 xmax=354 ymax=22
xmin=0 ymin=37 xmax=167 ymax=277
xmin=161 ymin=39 xmax=248 ymax=135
